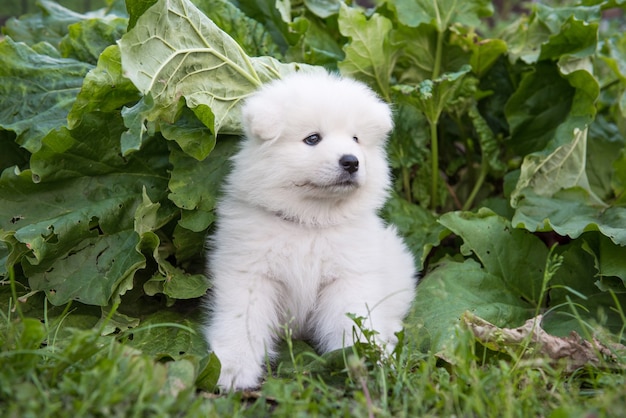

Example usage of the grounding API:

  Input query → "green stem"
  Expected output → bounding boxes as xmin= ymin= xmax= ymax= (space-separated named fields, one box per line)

xmin=432 ymin=29 xmax=444 ymax=80
xmin=9 ymin=266 xmax=23 ymax=320
xmin=429 ymin=119 xmax=439 ymax=210
xmin=428 ymin=29 xmax=445 ymax=210
xmin=402 ymin=166 xmax=412 ymax=203
xmin=462 ymin=161 xmax=488 ymax=211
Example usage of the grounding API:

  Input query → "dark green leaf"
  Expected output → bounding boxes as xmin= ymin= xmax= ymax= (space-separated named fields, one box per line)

xmin=195 ymin=353 xmax=221 ymax=391
xmin=395 ymin=65 xmax=471 ymax=125
xmin=68 ymin=45 xmax=141 ymax=129
xmin=0 ymin=38 xmax=93 ymax=152
xmin=392 ymin=0 xmax=493 ymax=31
xmin=194 ymin=0 xmax=282 ymax=57
xmin=382 ymin=194 xmax=446 ymax=269
xmin=0 ymin=114 xmax=170 ymax=306
xmin=513 ymin=188 xmax=626 ymax=246
xmin=60 ymin=15 xmax=128 ymax=64
xmin=2 ymin=0 xmax=88 ymax=47
xmin=337 ymin=4 xmax=399 ymax=100
xmin=304 ymin=0 xmax=341 ymax=19
xmin=27 ymin=230 xmax=144 ymax=306
xmin=543 ymin=239 xmax=626 ymax=337
xmin=125 ymin=309 xmax=208 ymax=358
xmin=168 ymin=138 xmax=238 ymax=231
xmin=439 ymin=209 xmax=548 ymax=304
xmin=538 ymin=16 xmax=598 ymax=61
xmin=161 ymin=107 xmax=215 ymax=161
xmin=504 ymin=62 xmax=574 ymax=155
xmin=409 ymin=257 xmax=534 ymax=355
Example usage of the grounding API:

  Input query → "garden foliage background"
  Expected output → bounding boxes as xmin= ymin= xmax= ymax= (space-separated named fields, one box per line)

xmin=1 ymin=0 xmax=626 ymax=379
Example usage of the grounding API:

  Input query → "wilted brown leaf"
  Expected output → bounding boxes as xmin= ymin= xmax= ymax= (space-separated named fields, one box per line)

xmin=462 ymin=311 xmax=626 ymax=372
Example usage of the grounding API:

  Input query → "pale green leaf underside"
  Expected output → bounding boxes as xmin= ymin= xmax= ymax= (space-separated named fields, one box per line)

xmin=511 ymin=127 xmax=605 ymax=207
xmin=119 ymin=0 xmax=318 ymax=135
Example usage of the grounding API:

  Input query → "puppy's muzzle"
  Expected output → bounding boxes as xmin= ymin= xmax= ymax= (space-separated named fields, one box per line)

xmin=339 ymin=154 xmax=359 ymax=174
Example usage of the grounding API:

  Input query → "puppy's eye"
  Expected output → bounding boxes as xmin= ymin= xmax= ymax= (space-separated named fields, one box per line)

xmin=303 ymin=134 xmax=322 ymax=146
xmin=353 ymin=136 xmax=359 ymax=143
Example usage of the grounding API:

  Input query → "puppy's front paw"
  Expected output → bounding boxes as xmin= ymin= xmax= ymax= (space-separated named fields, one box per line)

xmin=216 ymin=354 xmax=264 ymax=392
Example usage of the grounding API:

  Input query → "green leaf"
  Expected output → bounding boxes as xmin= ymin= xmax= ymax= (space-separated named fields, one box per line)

xmin=167 ymin=137 xmax=238 ymax=231
xmin=505 ymin=55 xmax=598 ymax=159
xmin=194 ymin=0 xmax=282 ymax=57
xmin=392 ymin=0 xmax=493 ymax=31
xmin=135 ymin=190 xmax=208 ymax=301
xmin=504 ymin=62 xmax=575 ymax=155
xmin=409 ymin=257 xmax=534 ymax=356
xmin=126 ymin=0 xmax=158 ymax=30
xmin=511 ymin=127 xmax=605 ymax=208
xmin=559 ymin=56 xmax=599 ymax=124
xmin=172 ymin=224 xmax=206 ymax=265
xmin=543 ymin=239 xmax=626 ymax=337
xmin=125 ymin=310 xmax=208 ymax=358
xmin=393 ymin=23 xmax=439 ymax=83
xmin=2 ymin=0 xmax=89 ymax=47
xmin=382 ymin=194 xmax=446 ymax=269
xmin=160 ymin=107 xmax=215 ymax=161
xmin=285 ymin=16 xmax=345 ymax=68
xmin=0 ymin=38 xmax=93 ymax=152
xmin=386 ymin=101 xmax=429 ymax=170
xmin=438 ymin=209 xmax=548 ymax=304
xmin=599 ymin=31 xmax=626 ymax=123
xmin=60 ymin=14 xmax=128 ymax=64
xmin=0 ymin=114 xmax=171 ymax=306
xmin=503 ymin=2 xmax=601 ymax=64
xmin=233 ymin=0 xmax=301 ymax=52
xmin=582 ymin=233 xmax=626 ymax=286
xmin=119 ymin=96 xmax=159 ymax=156
xmin=118 ymin=0 xmax=317 ymax=137
xmin=612 ymin=149 xmax=626 ymax=204
xmin=512 ymin=188 xmax=626 ymax=246
xmin=395 ymin=65 xmax=471 ymax=125
xmin=600 ymin=31 xmax=626 ymax=83
xmin=586 ymin=116 xmax=625 ymax=201
xmin=410 ymin=210 xmax=577 ymax=355
xmin=195 ymin=353 xmax=221 ymax=392
xmin=337 ymin=4 xmax=400 ymax=100
xmin=163 ymin=273 xmax=209 ymax=299
xmin=68 ymin=45 xmax=141 ymax=129
xmin=28 ymin=230 xmax=144 ymax=306
xmin=468 ymin=39 xmax=508 ymax=79
xmin=534 ymin=3 xmax=602 ymax=34
xmin=538 ymin=16 xmax=598 ymax=62
xmin=501 ymin=15 xmax=551 ymax=65
xmin=304 ymin=0 xmax=341 ymax=19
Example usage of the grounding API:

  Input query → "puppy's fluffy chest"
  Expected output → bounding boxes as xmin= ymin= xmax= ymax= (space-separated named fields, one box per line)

xmin=217 ymin=202 xmax=382 ymax=324
xmin=262 ymin=217 xmax=376 ymax=334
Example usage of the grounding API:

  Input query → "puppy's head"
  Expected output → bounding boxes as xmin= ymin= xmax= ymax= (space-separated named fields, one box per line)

xmin=232 ymin=71 xmax=393 ymax=225
xmin=242 ymin=72 xmax=392 ymax=144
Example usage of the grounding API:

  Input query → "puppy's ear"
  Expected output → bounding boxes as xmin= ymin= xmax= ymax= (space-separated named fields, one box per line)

xmin=378 ymin=101 xmax=394 ymax=135
xmin=370 ymin=100 xmax=394 ymax=141
xmin=241 ymin=95 xmax=282 ymax=142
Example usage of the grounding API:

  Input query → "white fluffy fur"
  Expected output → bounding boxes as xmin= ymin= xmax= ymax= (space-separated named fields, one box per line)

xmin=204 ymin=71 xmax=416 ymax=391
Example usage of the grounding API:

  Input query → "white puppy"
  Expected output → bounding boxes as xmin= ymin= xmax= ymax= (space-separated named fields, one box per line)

xmin=205 ymin=71 xmax=416 ymax=391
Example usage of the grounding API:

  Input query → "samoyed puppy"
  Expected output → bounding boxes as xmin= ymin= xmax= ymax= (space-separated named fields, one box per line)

xmin=205 ymin=71 xmax=416 ymax=391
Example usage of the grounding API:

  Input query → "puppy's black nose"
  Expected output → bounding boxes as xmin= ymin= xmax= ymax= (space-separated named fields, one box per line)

xmin=339 ymin=154 xmax=359 ymax=174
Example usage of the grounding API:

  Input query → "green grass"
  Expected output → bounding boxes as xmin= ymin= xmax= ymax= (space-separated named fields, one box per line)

xmin=1 ymin=296 xmax=625 ymax=418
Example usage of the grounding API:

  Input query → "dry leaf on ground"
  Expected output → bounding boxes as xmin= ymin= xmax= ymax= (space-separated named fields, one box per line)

xmin=462 ymin=311 xmax=626 ymax=372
